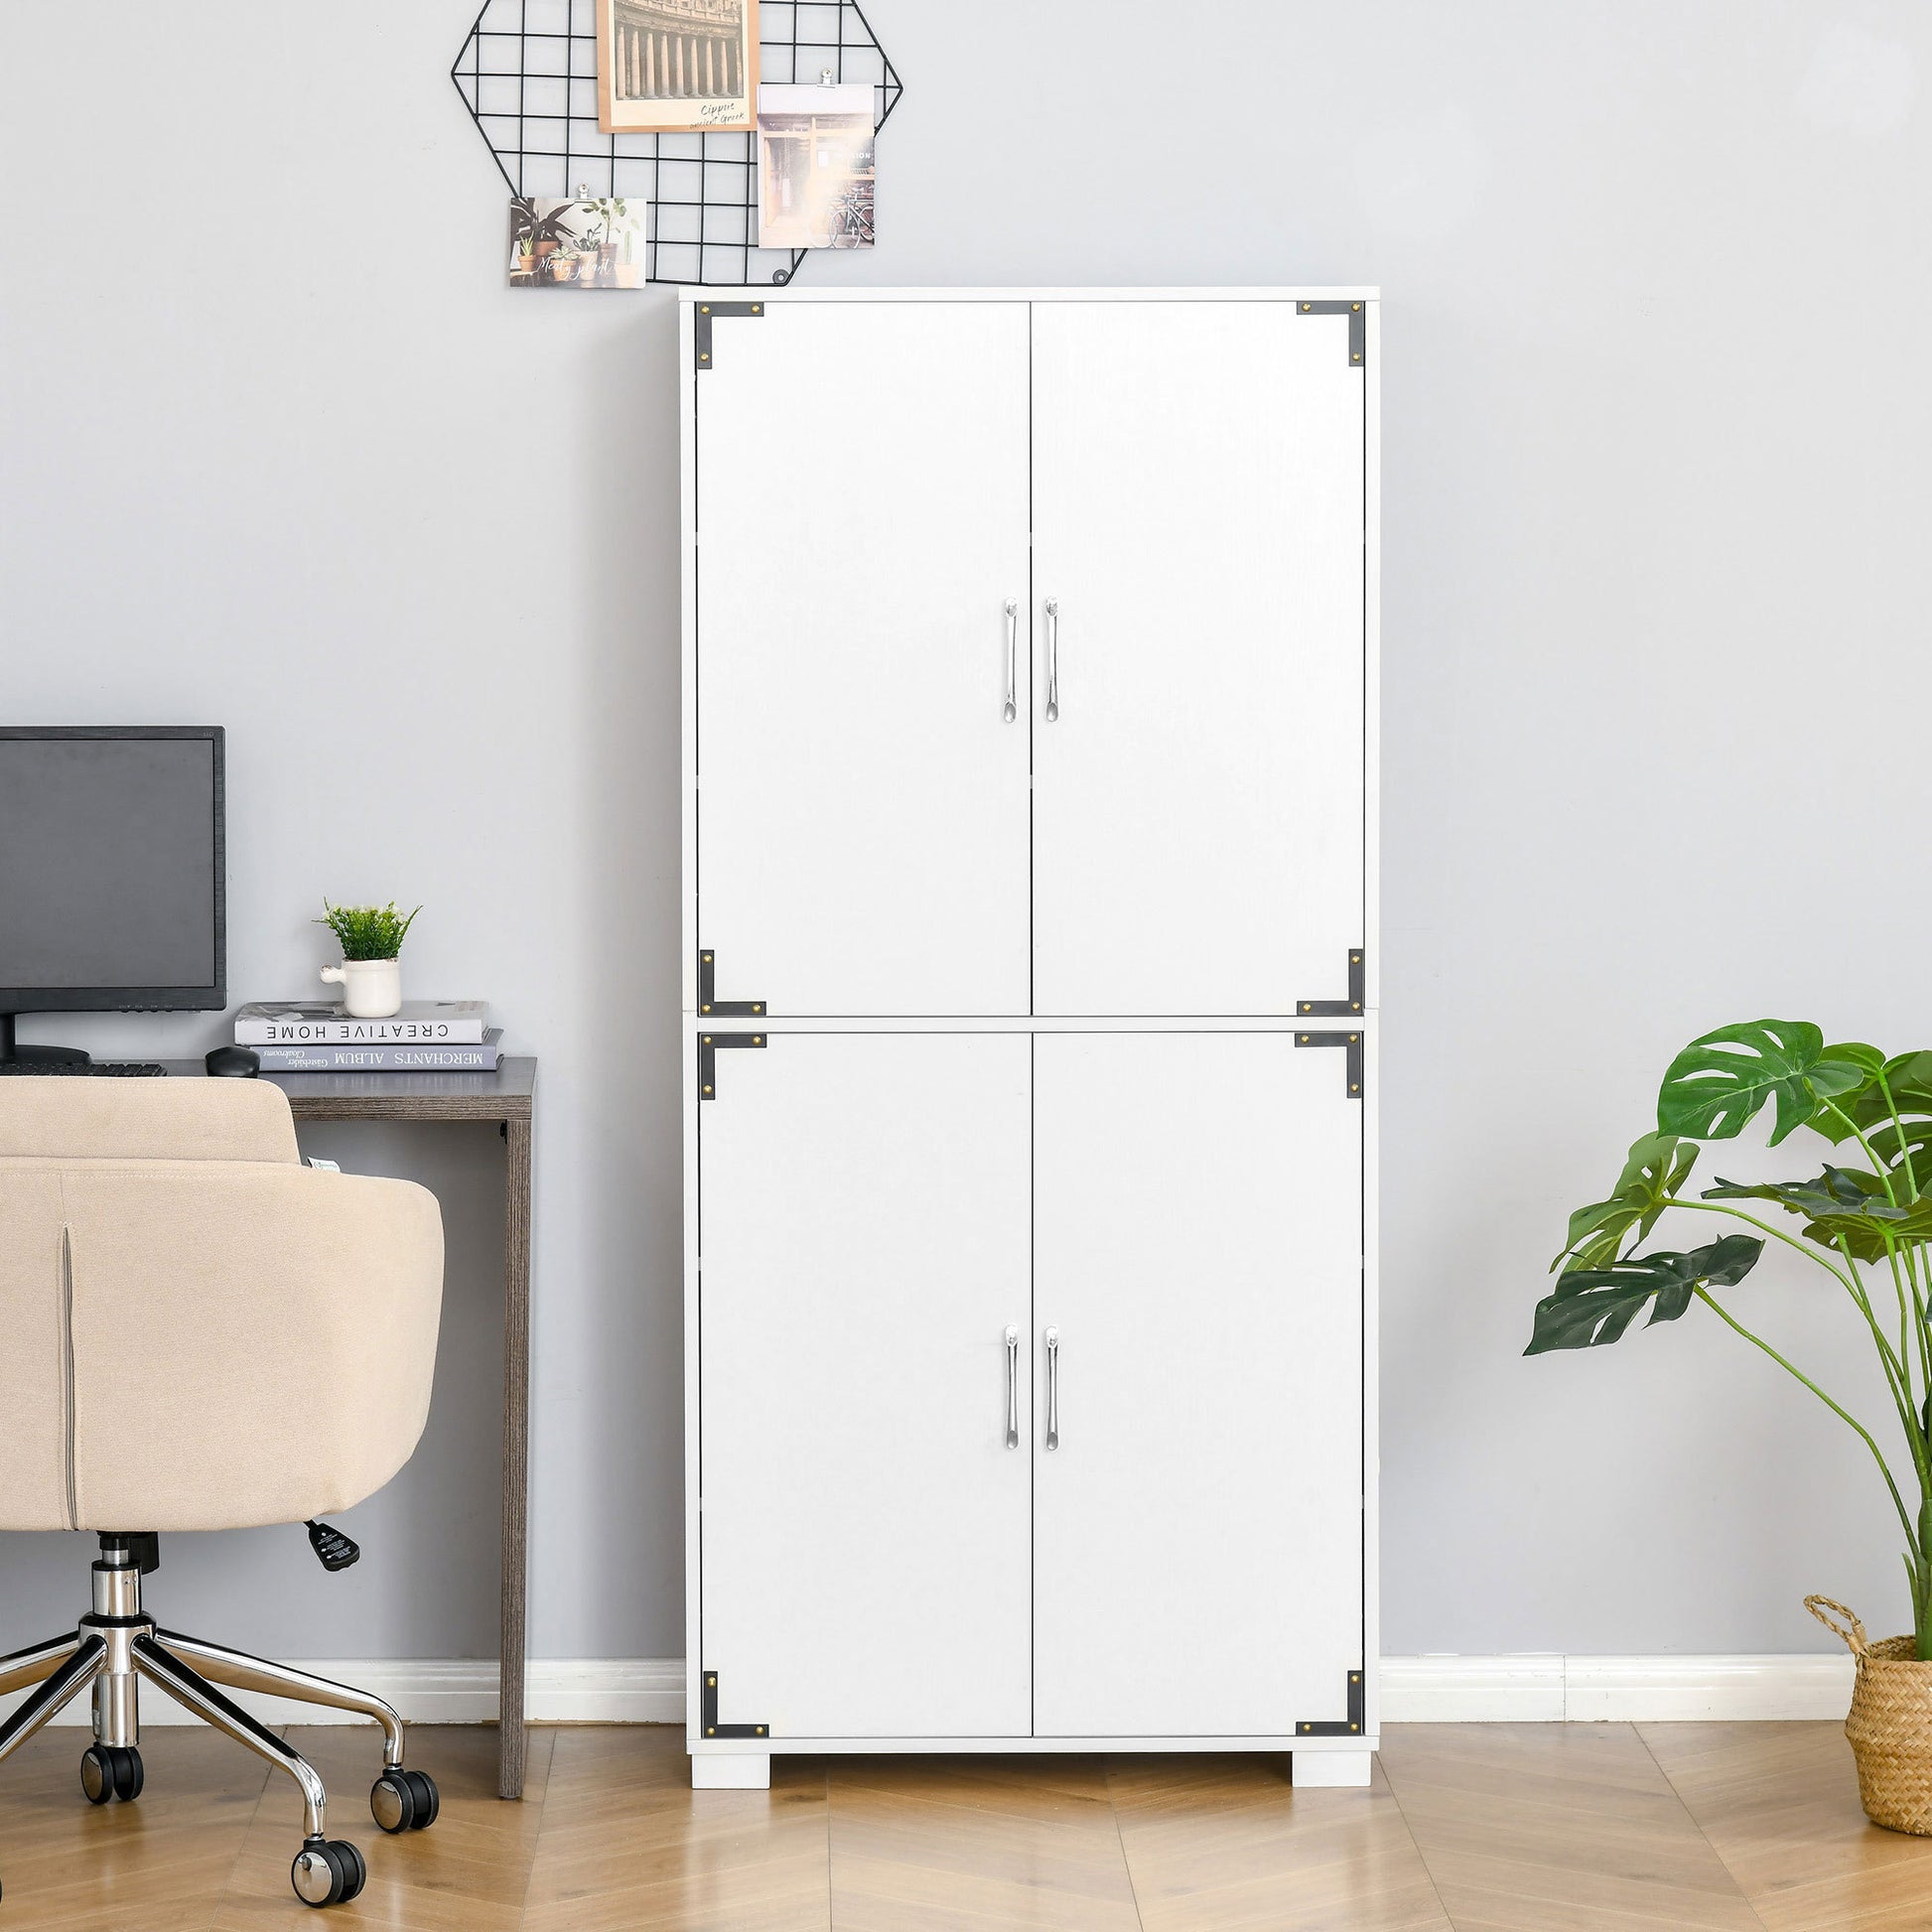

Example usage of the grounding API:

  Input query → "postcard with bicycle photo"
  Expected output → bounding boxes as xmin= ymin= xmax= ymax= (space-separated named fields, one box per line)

xmin=756 ymin=81 xmax=875 ymax=249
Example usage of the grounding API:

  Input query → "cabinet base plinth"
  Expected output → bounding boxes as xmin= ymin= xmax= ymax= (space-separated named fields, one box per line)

xmin=691 ymin=1751 xmax=771 ymax=1790
xmin=1292 ymin=1747 xmax=1372 ymax=1788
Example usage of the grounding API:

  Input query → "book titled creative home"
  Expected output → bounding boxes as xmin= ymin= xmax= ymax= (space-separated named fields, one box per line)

xmin=234 ymin=1000 xmax=488 ymax=1045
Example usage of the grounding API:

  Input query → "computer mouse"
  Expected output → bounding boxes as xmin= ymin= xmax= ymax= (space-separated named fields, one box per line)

xmin=206 ymin=1043 xmax=261 ymax=1077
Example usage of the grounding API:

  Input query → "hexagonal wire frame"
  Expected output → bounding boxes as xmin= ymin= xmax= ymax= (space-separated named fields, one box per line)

xmin=452 ymin=0 xmax=900 ymax=287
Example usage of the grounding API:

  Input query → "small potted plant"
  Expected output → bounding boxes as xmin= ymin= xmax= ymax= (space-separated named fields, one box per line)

xmin=1531 ymin=1020 xmax=1932 ymax=1832
xmin=316 ymin=899 xmax=420 ymax=1019
xmin=551 ymin=246 xmax=579 ymax=284
xmin=512 ymin=233 xmax=537 ymax=282
xmin=510 ymin=194 xmax=574 ymax=276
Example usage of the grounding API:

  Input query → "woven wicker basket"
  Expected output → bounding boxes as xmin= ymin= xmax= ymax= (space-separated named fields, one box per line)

xmin=1807 ymin=1595 xmax=1932 ymax=1833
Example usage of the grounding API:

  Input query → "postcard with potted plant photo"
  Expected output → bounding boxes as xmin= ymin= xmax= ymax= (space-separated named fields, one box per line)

xmin=597 ymin=0 xmax=758 ymax=134
xmin=756 ymin=82 xmax=875 ymax=249
xmin=508 ymin=196 xmax=647 ymax=288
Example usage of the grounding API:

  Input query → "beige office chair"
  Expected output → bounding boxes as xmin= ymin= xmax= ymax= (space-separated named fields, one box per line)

xmin=0 ymin=1080 xmax=445 ymax=1909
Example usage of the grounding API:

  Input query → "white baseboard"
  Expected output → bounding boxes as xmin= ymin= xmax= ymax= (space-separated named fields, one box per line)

xmin=16 ymin=1657 xmax=685 ymax=1728
xmin=8 ymin=1653 xmax=1857 ymax=1730
xmin=1380 ymin=1652 xmax=1856 ymax=1723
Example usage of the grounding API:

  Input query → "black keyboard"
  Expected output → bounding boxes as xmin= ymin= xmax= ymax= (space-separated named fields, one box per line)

xmin=0 ymin=1061 xmax=168 ymax=1077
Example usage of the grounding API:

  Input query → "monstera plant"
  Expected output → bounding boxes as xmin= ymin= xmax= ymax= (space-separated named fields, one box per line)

xmin=1529 ymin=1020 xmax=1932 ymax=1657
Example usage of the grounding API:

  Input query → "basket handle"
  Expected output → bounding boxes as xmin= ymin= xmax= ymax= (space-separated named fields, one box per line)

xmin=1805 ymin=1594 xmax=1870 ymax=1657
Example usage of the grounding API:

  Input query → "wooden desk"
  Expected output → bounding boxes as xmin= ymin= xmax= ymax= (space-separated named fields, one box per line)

xmin=169 ymin=1057 xmax=537 ymax=1799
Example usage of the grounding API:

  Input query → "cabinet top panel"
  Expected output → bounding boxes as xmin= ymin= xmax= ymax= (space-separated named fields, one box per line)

xmin=677 ymin=286 xmax=1380 ymax=306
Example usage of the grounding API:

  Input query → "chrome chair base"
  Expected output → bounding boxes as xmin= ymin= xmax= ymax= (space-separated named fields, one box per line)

xmin=0 ymin=1534 xmax=437 ymax=1910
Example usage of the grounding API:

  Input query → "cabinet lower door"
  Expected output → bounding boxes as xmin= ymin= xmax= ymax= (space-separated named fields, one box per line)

xmin=1031 ymin=302 xmax=1366 ymax=1015
xmin=1033 ymin=1033 xmax=1364 ymax=1737
xmin=698 ymin=1033 xmax=1033 ymax=1738
xmin=695 ymin=300 xmax=1033 ymax=1017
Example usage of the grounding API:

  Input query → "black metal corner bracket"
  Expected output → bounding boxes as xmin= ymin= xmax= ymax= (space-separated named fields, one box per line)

xmin=695 ymin=301 xmax=763 ymax=370
xmin=699 ymin=1670 xmax=768 ymax=1739
xmin=1297 ymin=1668 xmax=1366 ymax=1737
xmin=1297 ymin=948 xmax=1365 ymax=1018
xmin=1295 ymin=1029 xmax=1365 ymax=1099
xmin=698 ymin=1031 xmax=766 ymax=1099
xmin=1297 ymin=299 xmax=1367 ymax=367
xmin=698 ymin=950 xmax=765 ymax=1018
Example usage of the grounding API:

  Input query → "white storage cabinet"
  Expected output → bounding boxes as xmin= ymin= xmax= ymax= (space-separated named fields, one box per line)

xmin=680 ymin=289 xmax=1379 ymax=1790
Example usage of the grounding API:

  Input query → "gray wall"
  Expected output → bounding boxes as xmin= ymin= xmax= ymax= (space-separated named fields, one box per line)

xmin=3 ymin=1 xmax=1928 ymax=1663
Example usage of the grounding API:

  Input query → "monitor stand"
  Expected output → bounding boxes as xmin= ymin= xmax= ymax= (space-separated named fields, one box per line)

xmin=0 ymin=1014 xmax=91 ymax=1066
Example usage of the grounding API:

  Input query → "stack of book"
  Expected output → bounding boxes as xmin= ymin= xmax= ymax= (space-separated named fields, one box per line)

xmin=232 ymin=1001 xmax=500 ymax=1073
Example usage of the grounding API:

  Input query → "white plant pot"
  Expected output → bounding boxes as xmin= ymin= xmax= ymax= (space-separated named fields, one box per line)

xmin=321 ymin=958 xmax=403 ymax=1019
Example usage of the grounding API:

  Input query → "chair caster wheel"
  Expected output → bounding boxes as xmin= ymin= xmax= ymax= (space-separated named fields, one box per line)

xmin=79 ymin=1743 xmax=143 ymax=1804
xmin=370 ymin=1766 xmax=439 ymax=1833
xmin=291 ymin=1836 xmax=365 ymax=1907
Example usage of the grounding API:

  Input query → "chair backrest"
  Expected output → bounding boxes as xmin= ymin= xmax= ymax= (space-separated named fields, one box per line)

xmin=0 ymin=1079 xmax=300 ymax=1164
xmin=0 ymin=1080 xmax=443 ymax=1535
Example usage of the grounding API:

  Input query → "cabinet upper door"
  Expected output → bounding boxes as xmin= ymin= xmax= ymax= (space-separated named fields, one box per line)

xmin=1033 ymin=1032 xmax=1364 ymax=1737
xmin=698 ymin=1032 xmax=1034 ymax=1739
xmin=1031 ymin=302 xmax=1367 ymax=1016
xmin=695 ymin=301 xmax=1033 ymax=1017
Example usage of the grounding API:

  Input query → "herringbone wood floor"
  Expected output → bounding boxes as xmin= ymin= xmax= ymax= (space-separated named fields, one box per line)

xmin=0 ymin=1721 xmax=1928 ymax=1929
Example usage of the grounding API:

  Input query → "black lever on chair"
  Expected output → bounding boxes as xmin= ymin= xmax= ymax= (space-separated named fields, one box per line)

xmin=304 ymin=1521 xmax=360 ymax=1572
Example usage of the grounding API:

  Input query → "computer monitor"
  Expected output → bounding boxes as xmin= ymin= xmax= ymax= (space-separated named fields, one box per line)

xmin=0 ymin=727 xmax=225 ymax=1065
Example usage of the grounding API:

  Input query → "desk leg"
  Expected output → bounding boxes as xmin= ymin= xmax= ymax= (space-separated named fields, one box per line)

xmin=500 ymin=1116 xmax=533 ymax=1799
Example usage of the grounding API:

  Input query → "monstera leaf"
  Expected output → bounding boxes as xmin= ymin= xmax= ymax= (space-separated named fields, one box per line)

xmin=1806 ymin=1043 xmax=1887 ymax=1140
xmin=1867 ymin=1117 xmax=1932 ymax=1192
xmin=1701 ymin=1166 xmax=1899 ymax=1217
xmin=1525 ymin=1236 xmax=1763 ymax=1354
xmin=1807 ymin=1196 xmax=1932 ymax=1263
xmin=1657 ymin=1020 xmax=1863 ymax=1145
xmin=1814 ymin=1049 xmax=1932 ymax=1193
xmin=1704 ymin=1168 xmax=1932 ymax=1261
xmin=1553 ymin=1132 xmax=1698 ymax=1274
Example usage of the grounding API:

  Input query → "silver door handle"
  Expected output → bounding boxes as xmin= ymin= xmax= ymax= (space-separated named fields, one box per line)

xmin=1004 ymin=1325 xmax=1020 ymax=1449
xmin=1003 ymin=600 xmax=1018 ymax=722
xmin=1044 ymin=1326 xmax=1060 ymax=1450
xmin=1044 ymin=599 xmax=1059 ymax=722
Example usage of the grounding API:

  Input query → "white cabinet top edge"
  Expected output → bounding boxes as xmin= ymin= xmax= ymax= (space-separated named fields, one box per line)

xmin=677 ymin=285 xmax=1380 ymax=304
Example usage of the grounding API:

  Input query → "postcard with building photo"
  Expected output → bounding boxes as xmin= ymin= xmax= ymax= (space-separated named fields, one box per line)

xmin=757 ymin=82 xmax=875 ymax=248
xmin=598 ymin=0 xmax=758 ymax=133
xmin=509 ymin=196 xmax=648 ymax=287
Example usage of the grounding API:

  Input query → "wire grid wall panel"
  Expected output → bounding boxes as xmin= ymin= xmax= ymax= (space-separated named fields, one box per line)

xmin=452 ymin=0 xmax=900 ymax=287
